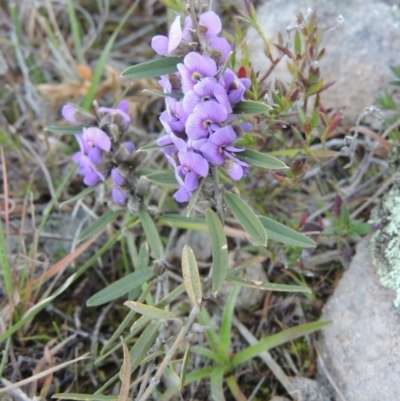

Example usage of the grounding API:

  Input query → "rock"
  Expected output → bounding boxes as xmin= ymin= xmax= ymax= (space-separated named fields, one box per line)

xmin=316 ymin=237 xmax=400 ymax=400
xmin=246 ymin=0 xmax=400 ymax=125
xmin=172 ymin=231 xmax=212 ymax=262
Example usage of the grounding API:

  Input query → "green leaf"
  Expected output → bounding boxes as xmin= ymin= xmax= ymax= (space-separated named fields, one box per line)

xmin=294 ymin=30 xmax=302 ymax=54
xmin=79 ymin=210 xmax=121 ymax=242
xmin=0 ymin=219 xmax=12 ymax=303
xmin=224 ymin=192 xmax=267 ymax=246
xmin=181 ymin=245 xmax=202 ymax=311
xmin=232 ymin=100 xmax=271 ymax=114
xmin=124 ymin=301 xmax=180 ymax=322
xmin=210 ymin=366 xmax=226 ymax=401
xmin=160 ymin=214 xmax=207 ymax=232
xmin=351 ymin=222 xmax=371 ymax=235
xmin=119 ymin=338 xmax=131 ymax=401
xmin=130 ymin=323 xmax=160 ymax=372
xmin=232 ymin=321 xmax=329 ymax=367
xmin=60 ymin=184 xmax=100 ymax=208
xmin=138 ymin=142 xmax=160 ymax=151
xmin=138 ymin=206 xmax=164 ymax=259
xmin=45 ymin=125 xmax=85 ymax=135
xmin=184 ymin=367 xmax=214 ymax=385
xmin=142 ymin=89 xmax=183 ymax=99
xmin=146 ymin=171 xmax=179 ymax=189
xmin=227 ymin=275 xmax=311 ymax=293
xmin=219 ymin=285 xmax=239 ymax=360
xmin=86 ymin=269 xmax=154 ymax=306
xmin=190 ymin=346 xmax=225 ymax=364
xmin=341 ymin=205 xmax=350 ymax=228
xmin=235 ymin=149 xmax=288 ymax=169
xmin=258 ymin=216 xmax=316 ymax=248
xmin=136 ymin=242 xmax=150 ymax=270
xmin=180 ymin=345 xmax=190 ymax=390
xmin=121 ymin=56 xmax=185 ymax=79
xmin=52 ymin=394 xmax=116 ymax=401
xmin=205 ymin=209 xmax=229 ymax=294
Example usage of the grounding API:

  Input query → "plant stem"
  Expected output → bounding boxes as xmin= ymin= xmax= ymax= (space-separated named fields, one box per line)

xmin=136 ymin=306 xmax=199 ymax=401
xmin=212 ymin=165 xmax=225 ymax=223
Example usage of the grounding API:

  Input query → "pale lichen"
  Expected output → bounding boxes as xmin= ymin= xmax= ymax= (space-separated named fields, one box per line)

xmin=370 ymin=175 xmax=400 ymax=307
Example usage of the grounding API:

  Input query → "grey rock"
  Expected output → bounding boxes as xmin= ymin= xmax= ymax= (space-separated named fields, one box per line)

xmin=246 ymin=0 xmax=400 ymax=125
xmin=316 ymin=237 xmax=400 ymax=400
xmin=173 ymin=231 xmax=212 ymax=262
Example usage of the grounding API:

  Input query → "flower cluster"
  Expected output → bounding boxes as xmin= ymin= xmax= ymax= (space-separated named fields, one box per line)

xmin=152 ymin=11 xmax=252 ymax=202
xmin=62 ymin=101 xmax=136 ymax=205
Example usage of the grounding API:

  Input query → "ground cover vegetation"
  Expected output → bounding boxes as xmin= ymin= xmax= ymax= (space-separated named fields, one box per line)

xmin=0 ymin=0 xmax=397 ymax=400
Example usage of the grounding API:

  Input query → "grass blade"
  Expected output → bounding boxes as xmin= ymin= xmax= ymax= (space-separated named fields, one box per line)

xmin=0 ymin=218 xmax=12 ymax=303
xmin=210 ymin=366 xmax=226 ymax=401
xmin=118 ymin=337 xmax=131 ymax=401
xmin=232 ymin=321 xmax=329 ymax=367
xmin=258 ymin=216 xmax=316 ymax=248
xmin=224 ymin=192 xmax=267 ymax=246
xmin=52 ymin=395 xmax=116 ymax=401
xmin=86 ymin=269 xmax=154 ymax=307
xmin=181 ymin=245 xmax=202 ymax=311
xmin=138 ymin=205 xmax=164 ymax=259
xmin=130 ymin=323 xmax=160 ymax=372
xmin=79 ymin=210 xmax=121 ymax=242
xmin=124 ymin=301 xmax=180 ymax=322
xmin=66 ymin=0 xmax=83 ymax=62
xmin=227 ymin=275 xmax=311 ymax=293
xmin=205 ymin=209 xmax=229 ymax=294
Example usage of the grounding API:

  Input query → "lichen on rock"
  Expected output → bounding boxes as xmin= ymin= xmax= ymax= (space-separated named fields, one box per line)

xmin=370 ymin=174 xmax=400 ymax=307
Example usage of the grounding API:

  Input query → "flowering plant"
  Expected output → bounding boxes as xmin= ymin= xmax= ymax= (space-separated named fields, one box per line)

xmin=53 ymin=2 xmax=334 ymax=400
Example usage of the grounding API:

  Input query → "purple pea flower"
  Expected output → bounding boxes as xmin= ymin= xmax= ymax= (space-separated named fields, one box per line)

xmin=73 ymin=153 xmax=104 ymax=186
xmin=185 ymin=101 xmax=228 ymax=140
xmin=219 ymin=69 xmax=251 ymax=104
xmin=98 ymin=100 xmax=131 ymax=128
xmin=182 ymin=11 xmax=222 ymax=41
xmin=183 ymin=77 xmax=232 ymax=114
xmin=177 ymin=151 xmax=209 ymax=191
xmin=165 ymin=154 xmax=192 ymax=202
xmin=177 ymin=52 xmax=217 ymax=93
xmin=151 ymin=16 xmax=182 ymax=55
xmin=82 ymin=127 xmax=112 ymax=163
xmin=62 ymin=104 xmax=80 ymax=125
xmin=112 ymin=187 xmax=127 ymax=205
xmin=223 ymin=156 xmax=248 ymax=181
xmin=200 ymin=125 xmax=243 ymax=165
xmin=111 ymin=168 xmax=125 ymax=186
xmin=208 ymin=37 xmax=232 ymax=64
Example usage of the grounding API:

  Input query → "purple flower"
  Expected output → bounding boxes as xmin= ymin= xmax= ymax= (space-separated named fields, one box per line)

xmin=177 ymin=151 xmax=209 ymax=191
xmin=82 ymin=127 xmax=112 ymax=163
xmin=219 ymin=69 xmax=251 ymax=104
xmin=183 ymin=77 xmax=232 ymax=114
xmin=182 ymin=11 xmax=222 ymax=41
xmin=111 ymin=168 xmax=125 ymax=186
xmin=62 ymin=104 xmax=80 ymax=125
xmin=208 ymin=37 xmax=232 ymax=64
xmin=73 ymin=153 xmax=104 ymax=186
xmin=151 ymin=16 xmax=182 ymax=55
xmin=173 ymin=186 xmax=191 ymax=202
xmin=98 ymin=101 xmax=131 ymax=128
xmin=112 ymin=187 xmax=127 ymax=204
xmin=200 ymin=125 xmax=242 ymax=165
xmin=223 ymin=156 xmax=248 ymax=180
xmin=177 ymin=52 xmax=217 ymax=93
xmin=185 ymin=102 xmax=228 ymax=140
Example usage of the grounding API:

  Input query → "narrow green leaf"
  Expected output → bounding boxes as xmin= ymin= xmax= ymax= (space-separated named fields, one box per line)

xmin=45 ymin=125 xmax=85 ymax=135
xmin=227 ymin=275 xmax=311 ymax=293
xmin=197 ymin=309 xmax=220 ymax=353
xmin=142 ymin=89 xmax=183 ymax=99
xmin=79 ymin=210 xmax=121 ymax=242
xmin=52 ymin=394 xmax=116 ymax=401
xmin=130 ymin=323 xmax=160 ymax=372
xmin=190 ymin=346 xmax=225 ymax=364
xmin=219 ymin=285 xmax=239 ymax=360
xmin=138 ymin=142 xmax=161 ymax=151
xmin=232 ymin=321 xmax=329 ymax=367
xmin=205 ymin=209 xmax=229 ymax=294
xmin=224 ymin=192 xmax=267 ymax=246
xmin=60 ymin=184 xmax=100 ymax=208
xmin=121 ymin=56 xmax=185 ymax=79
xmin=211 ymin=366 xmax=226 ymax=401
xmin=118 ymin=338 xmax=131 ymax=401
xmin=180 ymin=344 xmax=190 ymax=390
xmin=258 ymin=216 xmax=316 ymax=248
xmin=124 ymin=301 xmax=180 ymax=322
xmin=66 ymin=0 xmax=83 ymax=62
xmin=138 ymin=206 xmax=164 ymax=259
xmin=181 ymin=245 xmax=202 ymax=311
xmin=136 ymin=242 xmax=150 ymax=270
xmin=86 ymin=269 xmax=154 ymax=307
xmin=232 ymin=100 xmax=271 ymax=114
xmin=235 ymin=149 xmax=287 ymax=169
xmin=0 ymin=219 xmax=12 ymax=302
xmin=294 ymin=30 xmax=302 ymax=54
xmin=160 ymin=214 xmax=207 ymax=232
xmin=184 ymin=367 xmax=214 ymax=385
xmin=146 ymin=171 xmax=179 ymax=189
